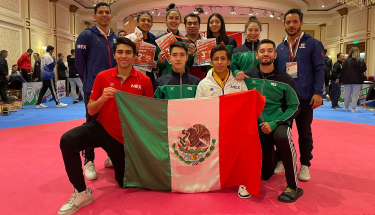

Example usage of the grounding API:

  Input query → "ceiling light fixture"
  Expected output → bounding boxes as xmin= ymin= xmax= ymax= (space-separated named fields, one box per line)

xmin=90 ymin=0 xmax=120 ymax=6
xmin=156 ymin=9 xmax=160 ymax=16
xmin=270 ymin=11 xmax=275 ymax=18
xmin=194 ymin=8 xmax=198 ymax=14
xmin=277 ymin=13 xmax=283 ymax=20
xmin=123 ymin=17 xmax=129 ymax=25
xmin=337 ymin=0 xmax=375 ymax=9
xmin=263 ymin=10 xmax=267 ymax=17
xmin=133 ymin=14 xmax=137 ymax=20
xmin=249 ymin=8 xmax=254 ymax=16
xmin=230 ymin=7 xmax=236 ymax=14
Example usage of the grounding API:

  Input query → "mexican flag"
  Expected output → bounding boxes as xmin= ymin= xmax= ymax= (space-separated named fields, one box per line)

xmin=115 ymin=90 xmax=265 ymax=195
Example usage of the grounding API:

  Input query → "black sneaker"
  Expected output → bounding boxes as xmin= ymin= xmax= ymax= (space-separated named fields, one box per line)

xmin=73 ymin=101 xmax=79 ymax=104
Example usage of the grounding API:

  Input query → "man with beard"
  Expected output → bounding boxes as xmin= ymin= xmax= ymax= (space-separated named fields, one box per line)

xmin=275 ymin=9 xmax=324 ymax=181
xmin=235 ymin=39 xmax=302 ymax=203
xmin=75 ymin=2 xmax=119 ymax=178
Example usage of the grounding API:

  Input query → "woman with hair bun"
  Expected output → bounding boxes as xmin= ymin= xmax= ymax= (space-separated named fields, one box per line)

xmin=206 ymin=13 xmax=237 ymax=53
xmin=155 ymin=3 xmax=196 ymax=77
xmin=231 ymin=16 xmax=261 ymax=74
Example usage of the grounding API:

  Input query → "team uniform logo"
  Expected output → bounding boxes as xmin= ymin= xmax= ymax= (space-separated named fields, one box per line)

xmin=299 ymin=43 xmax=306 ymax=49
xmin=172 ymin=124 xmax=217 ymax=166
xmin=131 ymin=84 xmax=141 ymax=89
xmin=77 ymin=45 xmax=86 ymax=49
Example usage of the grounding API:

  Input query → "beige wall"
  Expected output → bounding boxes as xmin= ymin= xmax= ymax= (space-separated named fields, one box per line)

xmin=0 ymin=0 xmax=86 ymax=75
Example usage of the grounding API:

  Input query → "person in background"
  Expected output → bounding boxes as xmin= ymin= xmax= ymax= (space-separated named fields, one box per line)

xmin=231 ymin=16 xmax=261 ymax=75
xmin=8 ymin=64 xmax=26 ymax=90
xmin=67 ymin=49 xmax=84 ymax=104
xmin=155 ymin=3 xmax=196 ymax=77
xmin=330 ymin=53 xmax=345 ymax=109
xmin=154 ymin=41 xmax=200 ymax=99
xmin=57 ymin=53 xmax=69 ymax=95
xmin=341 ymin=47 xmax=367 ymax=112
xmin=0 ymin=50 xmax=11 ymax=104
xmin=32 ymin=53 xmax=41 ymax=82
xmin=17 ymin=49 xmax=33 ymax=82
xmin=206 ymin=13 xmax=237 ymax=53
xmin=35 ymin=45 xmax=68 ymax=109
xmin=324 ymin=49 xmax=333 ymax=101
xmin=118 ymin=30 xmax=126 ymax=37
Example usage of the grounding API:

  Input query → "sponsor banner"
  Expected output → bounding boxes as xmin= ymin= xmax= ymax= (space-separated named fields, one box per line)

xmin=339 ymin=84 xmax=375 ymax=107
xmin=155 ymin=33 xmax=177 ymax=63
xmin=194 ymin=38 xmax=216 ymax=66
xmin=22 ymin=80 xmax=66 ymax=106
xmin=133 ymin=42 xmax=156 ymax=72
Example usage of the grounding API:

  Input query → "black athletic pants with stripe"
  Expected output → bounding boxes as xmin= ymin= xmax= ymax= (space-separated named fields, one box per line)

xmin=82 ymin=93 xmax=98 ymax=164
xmin=260 ymin=125 xmax=298 ymax=189
xmin=36 ymin=79 xmax=59 ymax=105
xmin=60 ymin=121 xmax=125 ymax=192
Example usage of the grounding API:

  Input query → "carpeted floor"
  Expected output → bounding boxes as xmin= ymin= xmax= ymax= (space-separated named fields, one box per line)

xmin=0 ymin=99 xmax=374 ymax=214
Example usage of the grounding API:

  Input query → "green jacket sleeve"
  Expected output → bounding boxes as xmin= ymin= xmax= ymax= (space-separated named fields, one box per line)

xmin=269 ymin=80 xmax=301 ymax=131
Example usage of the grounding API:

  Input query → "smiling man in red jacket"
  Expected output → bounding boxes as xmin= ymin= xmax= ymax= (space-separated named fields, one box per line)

xmin=17 ymin=49 xmax=33 ymax=82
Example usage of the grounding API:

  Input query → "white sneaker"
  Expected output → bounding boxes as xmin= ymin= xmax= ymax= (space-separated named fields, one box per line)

xmin=36 ymin=103 xmax=48 ymax=109
xmin=56 ymin=102 xmax=68 ymax=108
xmin=274 ymin=161 xmax=285 ymax=174
xmin=351 ymin=108 xmax=358 ymax=113
xmin=345 ymin=108 xmax=349 ymax=111
xmin=326 ymin=95 xmax=330 ymax=101
xmin=238 ymin=185 xmax=251 ymax=199
xmin=298 ymin=165 xmax=311 ymax=181
xmin=84 ymin=161 xmax=97 ymax=180
xmin=58 ymin=187 xmax=94 ymax=215
xmin=104 ymin=156 xmax=113 ymax=168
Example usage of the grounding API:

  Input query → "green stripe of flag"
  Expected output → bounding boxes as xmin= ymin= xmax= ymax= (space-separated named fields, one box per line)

xmin=115 ymin=92 xmax=171 ymax=191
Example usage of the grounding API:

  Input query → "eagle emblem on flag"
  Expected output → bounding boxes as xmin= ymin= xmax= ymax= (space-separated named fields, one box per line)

xmin=172 ymin=124 xmax=216 ymax=166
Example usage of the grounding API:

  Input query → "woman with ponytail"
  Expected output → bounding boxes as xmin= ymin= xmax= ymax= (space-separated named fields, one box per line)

xmin=206 ymin=13 xmax=237 ymax=53
xmin=231 ymin=16 xmax=261 ymax=74
xmin=126 ymin=11 xmax=158 ymax=84
xmin=156 ymin=3 xmax=196 ymax=77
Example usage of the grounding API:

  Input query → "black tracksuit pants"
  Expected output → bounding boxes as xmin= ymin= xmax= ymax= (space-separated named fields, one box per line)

xmin=261 ymin=125 xmax=298 ymax=189
xmin=36 ymin=79 xmax=59 ymax=105
xmin=295 ymin=100 xmax=314 ymax=167
xmin=60 ymin=121 xmax=125 ymax=192
xmin=82 ymin=93 xmax=98 ymax=163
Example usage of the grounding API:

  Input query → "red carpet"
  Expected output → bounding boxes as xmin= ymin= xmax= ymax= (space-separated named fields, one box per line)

xmin=0 ymin=119 xmax=374 ymax=214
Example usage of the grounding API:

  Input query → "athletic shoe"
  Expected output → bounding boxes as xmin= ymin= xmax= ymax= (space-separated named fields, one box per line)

xmin=238 ymin=185 xmax=251 ymax=199
xmin=104 ymin=156 xmax=113 ymax=168
xmin=56 ymin=102 xmax=68 ymax=108
xmin=345 ymin=108 xmax=349 ymax=111
xmin=274 ymin=161 xmax=285 ymax=174
xmin=351 ymin=108 xmax=358 ymax=113
xmin=84 ymin=161 xmax=98 ymax=180
xmin=57 ymin=187 xmax=94 ymax=215
xmin=326 ymin=95 xmax=330 ymax=101
xmin=334 ymin=106 xmax=342 ymax=109
xmin=73 ymin=101 xmax=79 ymax=104
xmin=36 ymin=103 xmax=48 ymax=109
xmin=298 ymin=165 xmax=310 ymax=181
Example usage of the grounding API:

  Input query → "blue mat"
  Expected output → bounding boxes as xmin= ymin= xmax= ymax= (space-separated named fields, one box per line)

xmin=314 ymin=101 xmax=375 ymax=125
xmin=1 ymin=99 xmax=374 ymax=129
xmin=0 ymin=97 xmax=86 ymax=129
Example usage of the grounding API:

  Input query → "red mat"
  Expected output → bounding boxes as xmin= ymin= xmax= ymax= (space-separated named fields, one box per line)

xmin=0 ymin=119 xmax=375 ymax=214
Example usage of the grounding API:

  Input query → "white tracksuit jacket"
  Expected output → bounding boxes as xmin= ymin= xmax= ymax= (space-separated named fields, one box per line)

xmin=195 ymin=69 xmax=248 ymax=97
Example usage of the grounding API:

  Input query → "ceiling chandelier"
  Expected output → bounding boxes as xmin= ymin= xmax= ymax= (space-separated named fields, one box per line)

xmin=337 ymin=0 xmax=375 ymax=9
xmin=90 ymin=0 xmax=120 ymax=6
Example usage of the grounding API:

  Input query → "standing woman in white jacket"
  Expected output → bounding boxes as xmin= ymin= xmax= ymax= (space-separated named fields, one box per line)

xmin=126 ymin=11 xmax=158 ymax=84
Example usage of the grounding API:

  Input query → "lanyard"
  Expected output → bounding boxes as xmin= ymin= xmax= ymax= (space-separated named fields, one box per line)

xmin=166 ymin=31 xmax=188 ymax=41
xmin=287 ymin=33 xmax=303 ymax=62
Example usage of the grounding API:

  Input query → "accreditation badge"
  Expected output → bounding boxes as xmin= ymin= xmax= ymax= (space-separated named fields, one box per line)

xmin=286 ymin=62 xmax=298 ymax=78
